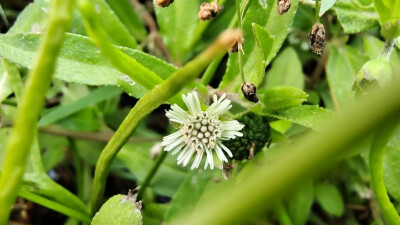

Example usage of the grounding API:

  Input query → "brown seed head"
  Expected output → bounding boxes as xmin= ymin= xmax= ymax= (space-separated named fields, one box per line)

xmin=309 ymin=22 xmax=325 ymax=55
xmin=241 ymin=82 xmax=259 ymax=102
xmin=155 ymin=0 xmax=174 ymax=7
xmin=277 ymin=0 xmax=291 ymax=14
xmin=198 ymin=0 xmax=223 ymax=20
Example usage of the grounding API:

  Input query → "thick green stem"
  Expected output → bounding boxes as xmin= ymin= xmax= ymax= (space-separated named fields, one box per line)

xmin=169 ymin=74 xmax=400 ymax=225
xmin=89 ymin=30 xmax=241 ymax=213
xmin=0 ymin=0 xmax=75 ymax=223
xmin=138 ymin=150 xmax=168 ymax=198
xmin=369 ymin=123 xmax=400 ymax=225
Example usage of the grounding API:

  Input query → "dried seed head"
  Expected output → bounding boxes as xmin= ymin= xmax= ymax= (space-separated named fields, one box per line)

xmin=228 ymin=36 xmax=244 ymax=53
xmin=241 ymin=82 xmax=259 ymax=102
xmin=198 ymin=0 xmax=223 ymax=20
xmin=309 ymin=22 xmax=325 ymax=55
xmin=277 ymin=0 xmax=291 ymax=14
xmin=154 ymin=0 xmax=174 ymax=7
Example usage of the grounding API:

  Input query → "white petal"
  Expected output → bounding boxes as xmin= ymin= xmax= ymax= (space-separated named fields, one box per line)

xmin=166 ymin=110 xmax=187 ymax=124
xmin=161 ymin=131 xmax=183 ymax=146
xmin=171 ymin=143 xmax=186 ymax=155
xmin=171 ymin=104 xmax=190 ymax=118
xmin=215 ymin=144 xmax=228 ymax=162
xmin=182 ymin=92 xmax=201 ymax=115
xmin=164 ymin=137 xmax=185 ymax=151
xmin=177 ymin=145 xmax=190 ymax=164
xmin=191 ymin=151 xmax=204 ymax=169
xmin=218 ymin=142 xmax=233 ymax=158
xmin=205 ymin=149 xmax=214 ymax=169
xmin=183 ymin=147 xmax=196 ymax=166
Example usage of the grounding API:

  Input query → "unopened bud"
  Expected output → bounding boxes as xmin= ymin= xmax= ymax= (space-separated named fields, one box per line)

xmin=381 ymin=18 xmax=400 ymax=39
xmin=241 ymin=82 xmax=259 ymax=102
xmin=277 ymin=0 xmax=291 ymax=14
xmin=352 ymin=58 xmax=392 ymax=96
xmin=198 ymin=0 xmax=222 ymax=20
xmin=154 ymin=0 xmax=174 ymax=7
xmin=309 ymin=22 xmax=325 ymax=55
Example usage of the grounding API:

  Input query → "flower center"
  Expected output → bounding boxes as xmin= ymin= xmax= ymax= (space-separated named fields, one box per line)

xmin=182 ymin=111 xmax=222 ymax=150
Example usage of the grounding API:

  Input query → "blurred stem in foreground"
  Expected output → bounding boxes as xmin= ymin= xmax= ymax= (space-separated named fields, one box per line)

xmin=88 ymin=29 xmax=242 ymax=213
xmin=370 ymin=123 xmax=400 ymax=225
xmin=169 ymin=73 xmax=400 ymax=225
xmin=0 ymin=0 xmax=75 ymax=223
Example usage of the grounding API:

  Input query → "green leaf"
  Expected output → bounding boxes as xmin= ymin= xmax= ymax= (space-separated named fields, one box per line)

xmin=164 ymin=170 xmax=219 ymax=222
xmin=38 ymin=133 xmax=68 ymax=171
xmin=259 ymin=86 xmax=308 ymax=112
xmin=315 ymin=183 xmax=344 ymax=217
xmin=0 ymin=65 xmax=12 ymax=103
xmin=383 ymin=125 xmax=400 ymax=201
xmin=326 ymin=45 xmax=368 ymax=109
xmin=333 ymin=0 xmax=379 ymax=33
xmin=155 ymin=0 xmax=202 ymax=65
xmin=372 ymin=0 xmax=400 ymax=24
xmin=320 ymin=0 xmax=337 ymax=16
xmin=263 ymin=47 xmax=305 ymax=90
xmin=38 ymin=86 xmax=122 ymax=127
xmin=287 ymin=179 xmax=314 ymax=225
xmin=8 ymin=2 xmax=48 ymax=34
xmin=262 ymin=105 xmax=334 ymax=130
xmin=0 ymin=33 xmax=175 ymax=93
xmin=219 ymin=0 xmax=299 ymax=92
xmin=117 ymin=143 xmax=187 ymax=197
xmin=105 ymin=0 xmax=147 ymax=41
xmin=252 ymin=23 xmax=274 ymax=66
xmin=84 ymin=0 xmax=138 ymax=49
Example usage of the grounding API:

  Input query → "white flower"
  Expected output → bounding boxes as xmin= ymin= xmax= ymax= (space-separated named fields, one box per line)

xmin=161 ymin=92 xmax=244 ymax=170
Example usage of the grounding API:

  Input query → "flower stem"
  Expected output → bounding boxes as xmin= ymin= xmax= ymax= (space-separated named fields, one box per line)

xmin=315 ymin=0 xmax=320 ymax=22
xmin=138 ymin=150 xmax=168 ymax=198
xmin=236 ymin=0 xmax=245 ymax=83
xmin=379 ymin=38 xmax=396 ymax=61
xmin=89 ymin=30 xmax=242 ymax=213
xmin=369 ymin=123 xmax=400 ymax=225
xmin=0 ymin=0 xmax=75 ymax=223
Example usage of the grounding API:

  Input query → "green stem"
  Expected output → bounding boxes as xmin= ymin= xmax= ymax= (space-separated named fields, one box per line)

xmin=89 ymin=30 xmax=241 ymax=213
xmin=379 ymin=38 xmax=396 ymax=61
xmin=315 ymin=0 xmax=320 ymax=22
xmin=169 ymin=72 xmax=400 ymax=225
xmin=0 ymin=99 xmax=17 ymax=106
xmin=18 ymin=190 xmax=91 ymax=223
xmin=138 ymin=150 xmax=168 ymax=198
xmin=0 ymin=0 xmax=75 ymax=223
xmin=369 ymin=123 xmax=400 ymax=225
xmin=236 ymin=0 xmax=245 ymax=83
xmin=276 ymin=201 xmax=293 ymax=225
xmin=69 ymin=138 xmax=84 ymax=200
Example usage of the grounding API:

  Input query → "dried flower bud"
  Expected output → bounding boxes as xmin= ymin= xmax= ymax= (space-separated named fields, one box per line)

xmin=198 ymin=0 xmax=222 ymax=20
xmin=228 ymin=36 xmax=244 ymax=53
xmin=241 ymin=82 xmax=259 ymax=102
xmin=154 ymin=0 xmax=174 ymax=7
xmin=277 ymin=0 xmax=291 ymax=14
xmin=309 ymin=22 xmax=325 ymax=55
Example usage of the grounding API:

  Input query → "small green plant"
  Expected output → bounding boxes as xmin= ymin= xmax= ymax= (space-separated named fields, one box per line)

xmin=0 ymin=0 xmax=399 ymax=224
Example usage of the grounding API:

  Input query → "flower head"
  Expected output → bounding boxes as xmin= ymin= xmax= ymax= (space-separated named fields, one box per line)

xmin=161 ymin=92 xmax=244 ymax=170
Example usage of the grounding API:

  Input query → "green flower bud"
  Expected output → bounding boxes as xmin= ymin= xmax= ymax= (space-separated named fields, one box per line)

xmin=91 ymin=193 xmax=143 ymax=225
xmin=352 ymin=58 xmax=392 ymax=96
xmin=222 ymin=113 xmax=270 ymax=160
xmin=381 ymin=18 xmax=400 ymax=39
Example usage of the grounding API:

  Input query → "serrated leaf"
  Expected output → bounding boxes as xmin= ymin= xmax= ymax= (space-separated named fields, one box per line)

xmin=263 ymin=105 xmax=334 ymax=130
xmin=383 ymin=125 xmax=400 ymax=201
xmin=326 ymin=45 xmax=368 ymax=109
xmin=320 ymin=0 xmax=337 ymax=16
xmin=333 ymin=0 xmax=379 ymax=33
xmin=155 ymin=0 xmax=201 ymax=65
xmin=0 ymin=33 xmax=175 ymax=95
xmin=263 ymin=47 xmax=305 ymax=90
xmin=219 ymin=0 xmax=299 ymax=92
xmin=252 ymin=23 xmax=274 ymax=66
xmin=315 ymin=183 xmax=344 ymax=217
xmin=260 ymin=86 xmax=308 ymax=112
xmin=372 ymin=0 xmax=400 ymax=24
